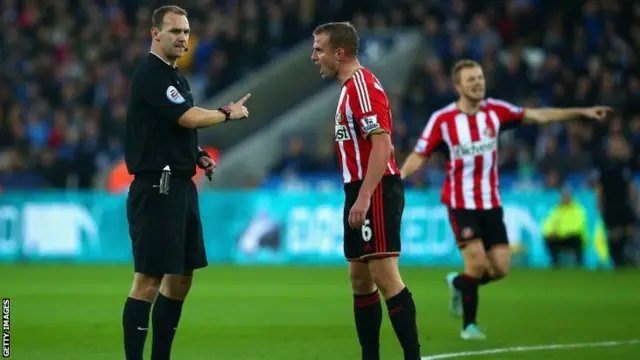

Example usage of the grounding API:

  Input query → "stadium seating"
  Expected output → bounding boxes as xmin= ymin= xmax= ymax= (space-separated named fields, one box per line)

xmin=0 ymin=0 xmax=639 ymax=190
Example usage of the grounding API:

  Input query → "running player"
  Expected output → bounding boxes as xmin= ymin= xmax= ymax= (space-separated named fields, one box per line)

xmin=400 ymin=59 xmax=610 ymax=340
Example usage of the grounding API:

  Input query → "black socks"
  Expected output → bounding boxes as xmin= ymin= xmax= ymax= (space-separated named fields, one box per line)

xmin=453 ymin=274 xmax=479 ymax=328
xmin=151 ymin=293 xmax=184 ymax=360
xmin=386 ymin=287 xmax=421 ymax=360
xmin=123 ymin=297 xmax=152 ymax=360
xmin=354 ymin=291 xmax=383 ymax=360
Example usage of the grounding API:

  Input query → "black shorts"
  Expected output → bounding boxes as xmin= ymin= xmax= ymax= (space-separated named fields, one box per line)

xmin=126 ymin=174 xmax=208 ymax=276
xmin=343 ymin=175 xmax=404 ymax=261
xmin=447 ymin=207 xmax=509 ymax=251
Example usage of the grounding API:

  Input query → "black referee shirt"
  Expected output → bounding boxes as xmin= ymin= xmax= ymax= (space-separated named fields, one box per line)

xmin=125 ymin=52 xmax=199 ymax=177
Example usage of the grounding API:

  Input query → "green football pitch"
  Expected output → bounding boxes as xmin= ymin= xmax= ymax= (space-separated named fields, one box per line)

xmin=2 ymin=264 xmax=639 ymax=359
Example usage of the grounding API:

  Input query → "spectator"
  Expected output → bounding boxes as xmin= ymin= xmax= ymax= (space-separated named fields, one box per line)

xmin=1 ymin=0 xmax=639 ymax=192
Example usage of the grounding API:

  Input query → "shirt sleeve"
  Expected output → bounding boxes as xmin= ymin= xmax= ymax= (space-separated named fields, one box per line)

xmin=487 ymin=98 xmax=525 ymax=131
xmin=135 ymin=69 xmax=193 ymax=123
xmin=347 ymin=75 xmax=392 ymax=139
xmin=413 ymin=113 xmax=443 ymax=158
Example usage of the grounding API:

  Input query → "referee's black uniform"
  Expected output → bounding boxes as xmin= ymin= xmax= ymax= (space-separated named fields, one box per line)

xmin=124 ymin=52 xmax=208 ymax=276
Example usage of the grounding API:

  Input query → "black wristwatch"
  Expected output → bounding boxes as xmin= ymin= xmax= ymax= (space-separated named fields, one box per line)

xmin=218 ymin=105 xmax=231 ymax=122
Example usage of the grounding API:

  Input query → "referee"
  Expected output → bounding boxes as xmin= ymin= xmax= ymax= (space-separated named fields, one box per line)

xmin=122 ymin=6 xmax=250 ymax=360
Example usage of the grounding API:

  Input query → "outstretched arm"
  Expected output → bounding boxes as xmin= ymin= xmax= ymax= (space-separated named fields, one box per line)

xmin=523 ymin=106 xmax=611 ymax=124
xmin=400 ymin=152 xmax=427 ymax=180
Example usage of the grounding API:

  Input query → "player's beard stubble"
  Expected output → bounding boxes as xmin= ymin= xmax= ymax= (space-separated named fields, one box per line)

xmin=462 ymin=87 xmax=485 ymax=102
xmin=321 ymin=63 xmax=338 ymax=80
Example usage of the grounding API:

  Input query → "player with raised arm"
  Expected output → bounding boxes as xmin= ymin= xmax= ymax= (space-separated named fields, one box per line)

xmin=311 ymin=22 xmax=421 ymax=360
xmin=400 ymin=59 xmax=610 ymax=340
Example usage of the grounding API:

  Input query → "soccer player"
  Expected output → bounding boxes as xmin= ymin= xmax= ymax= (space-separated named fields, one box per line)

xmin=400 ymin=59 xmax=610 ymax=340
xmin=123 ymin=5 xmax=249 ymax=360
xmin=311 ymin=22 xmax=421 ymax=360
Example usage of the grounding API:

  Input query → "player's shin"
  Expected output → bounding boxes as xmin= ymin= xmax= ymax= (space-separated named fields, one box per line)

xmin=452 ymin=274 xmax=479 ymax=328
xmin=353 ymin=291 xmax=383 ymax=360
xmin=386 ymin=287 xmax=421 ymax=360
xmin=123 ymin=297 xmax=153 ymax=360
xmin=478 ymin=271 xmax=496 ymax=285
xmin=370 ymin=259 xmax=421 ymax=360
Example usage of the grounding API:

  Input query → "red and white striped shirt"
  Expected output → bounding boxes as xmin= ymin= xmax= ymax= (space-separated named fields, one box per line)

xmin=334 ymin=68 xmax=400 ymax=184
xmin=414 ymin=98 xmax=526 ymax=210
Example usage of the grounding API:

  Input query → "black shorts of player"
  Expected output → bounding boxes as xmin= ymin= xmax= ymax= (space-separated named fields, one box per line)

xmin=447 ymin=207 xmax=509 ymax=251
xmin=343 ymin=175 xmax=404 ymax=262
xmin=126 ymin=173 xmax=208 ymax=276
xmin=602 ymin=205 xmax=635 ymax=229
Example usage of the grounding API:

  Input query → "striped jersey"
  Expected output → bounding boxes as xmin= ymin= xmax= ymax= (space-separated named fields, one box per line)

xmin=334 ymin=68 xmax=400 ymax=184
xmin=414 ymin=98 xmax=526 ymax=210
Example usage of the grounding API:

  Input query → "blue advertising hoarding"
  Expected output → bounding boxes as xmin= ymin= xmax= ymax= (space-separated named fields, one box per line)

xmin=0 ymin=189 xmax=610 ymax=269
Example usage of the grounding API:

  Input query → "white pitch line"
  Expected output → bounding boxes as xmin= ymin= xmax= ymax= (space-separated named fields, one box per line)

xmin=421 ymin=339 xmax=640 ymax=359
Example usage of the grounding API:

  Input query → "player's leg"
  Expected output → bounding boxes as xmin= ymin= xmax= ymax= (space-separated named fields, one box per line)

xmin=349 ymin=260 xmax=382 ymax=360
xmin=480 ymin=208 xmax=511 ymax=283
xmin=345 ymin=191 xmax=382 ymax=360
xmin=365 ymin=176 xmax=421 ymax=359
xmin=151 ymin=181 xmax=208 ymax=360
xmin=485 ymin=244 xmax=509 ymax=281
xmin=446 ymin=209 xmax=488 ymax=339
xmin=368 ymin=257 xmax=421 ymax=359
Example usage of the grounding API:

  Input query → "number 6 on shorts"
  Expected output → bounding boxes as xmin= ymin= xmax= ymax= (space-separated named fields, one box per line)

xmin=361 ymin=219 xmax=373 ymax=242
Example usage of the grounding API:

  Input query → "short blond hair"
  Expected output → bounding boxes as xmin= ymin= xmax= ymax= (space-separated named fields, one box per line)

xmin=451 ymin=59 xmax=481 ymax=84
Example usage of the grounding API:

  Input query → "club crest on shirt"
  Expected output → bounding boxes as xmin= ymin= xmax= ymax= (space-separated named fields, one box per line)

xmin=484 ymin=126 xmax=496 ymax=138
xmin=166 ymin=85 xmax=185 ymax=104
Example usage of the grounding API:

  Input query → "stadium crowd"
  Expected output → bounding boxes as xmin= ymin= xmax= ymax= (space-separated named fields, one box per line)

xmin=274 ymin=0 xmax=640 ymax=190
xmin=0 ymin=0 xmax=639 ymax=190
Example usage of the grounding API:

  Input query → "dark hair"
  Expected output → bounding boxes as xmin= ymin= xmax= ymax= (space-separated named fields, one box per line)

xmin=152 ymin=5 xmax=188 ymax=30
xmin=313 ymin=22 xmax=359 ymax=56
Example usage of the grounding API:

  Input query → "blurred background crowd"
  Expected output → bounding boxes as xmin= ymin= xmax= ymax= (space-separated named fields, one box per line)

xmin=0 ymin=0 xmax=639 ymax=190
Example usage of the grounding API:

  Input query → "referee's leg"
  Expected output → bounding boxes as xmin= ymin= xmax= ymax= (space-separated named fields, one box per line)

xmin=123 ymin=177 xmax=191 ymax=360
xmin=150 ymin=181 xmax=208 ymax=360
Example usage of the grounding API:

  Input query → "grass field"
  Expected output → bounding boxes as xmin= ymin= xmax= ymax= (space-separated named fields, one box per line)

xmin=2 ymin=264 xmax=640 ymax=359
